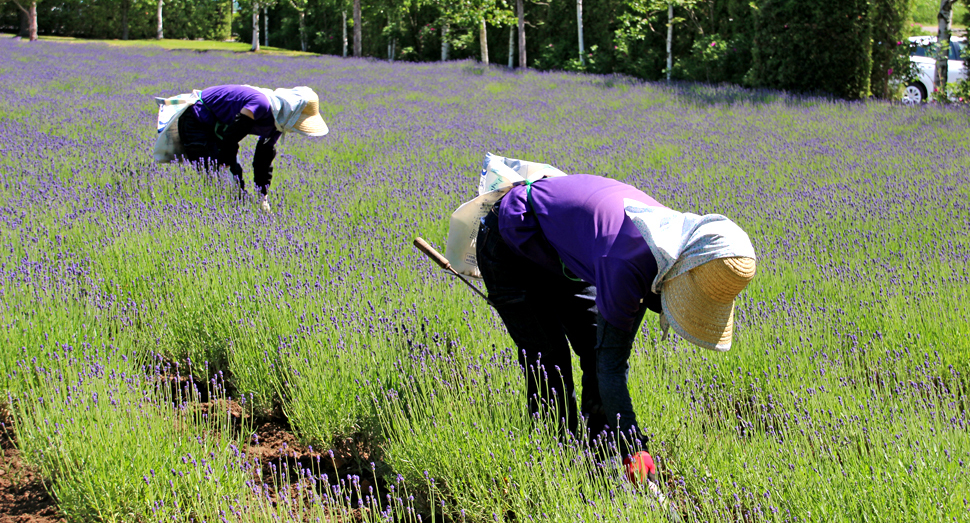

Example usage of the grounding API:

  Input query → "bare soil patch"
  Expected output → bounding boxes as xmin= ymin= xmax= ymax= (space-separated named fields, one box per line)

xmin=0 ymin=398 xmax=387 ymax=522
xmin=246 ymin=413 xmax=383 ymax=496
xmin=0 ymin=406 xmax=64 ymax=523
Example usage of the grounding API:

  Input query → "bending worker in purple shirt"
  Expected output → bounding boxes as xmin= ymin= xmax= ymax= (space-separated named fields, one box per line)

xmin=178 ymin=85 xmax=328 ymax=210
xmin=476 ymin=173 xmax=756 ymax=484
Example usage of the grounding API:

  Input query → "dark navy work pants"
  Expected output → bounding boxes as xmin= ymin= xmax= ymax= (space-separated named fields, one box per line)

xmin=476 ymin=201 xmax=647 ymax=457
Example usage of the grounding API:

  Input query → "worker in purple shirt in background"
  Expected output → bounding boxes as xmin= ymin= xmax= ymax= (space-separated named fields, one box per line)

xmin=178 ymin=84 xmax=328 ymax=211
xmin=476 ymin=173 xmax=756 ymax=486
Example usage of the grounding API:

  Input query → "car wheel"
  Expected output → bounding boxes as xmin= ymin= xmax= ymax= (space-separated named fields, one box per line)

xmin=902 ymin=83 xmax=926 ymax=105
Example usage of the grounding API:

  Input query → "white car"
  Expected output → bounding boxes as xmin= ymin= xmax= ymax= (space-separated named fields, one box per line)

xmin=904 ymin=36 xmax=967 ymax=104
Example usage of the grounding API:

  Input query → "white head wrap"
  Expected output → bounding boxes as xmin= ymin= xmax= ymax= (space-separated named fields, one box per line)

xmin=246 ymin=85 xmax=328 ymax=135
xmin=623 ymin=199 xmax=756 ymax=340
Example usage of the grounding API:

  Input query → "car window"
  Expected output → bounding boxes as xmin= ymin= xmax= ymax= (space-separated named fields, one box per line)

xmin=950 ymin=40 xmax=964 ymax=60
xmin=912 ymin=41 xmax=936 ymax=57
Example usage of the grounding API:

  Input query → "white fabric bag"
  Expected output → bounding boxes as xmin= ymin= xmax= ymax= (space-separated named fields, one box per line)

xmin=152 ymin=90 xmax=201 ymax=163
xmin=444 ymin=152 xmax=567 ymax=278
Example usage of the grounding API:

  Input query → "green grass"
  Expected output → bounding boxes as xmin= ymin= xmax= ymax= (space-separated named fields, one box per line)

xmin=911 ymin=0 xmax=969 ymax=29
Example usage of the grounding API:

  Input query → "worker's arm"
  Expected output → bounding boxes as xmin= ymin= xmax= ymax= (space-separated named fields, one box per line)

xmin=594 ymin=257 xmax=658 ymax=333
xmin=253 ymin=132 xmax=281 ymax=195
xmin=216 ymin=111 xmax=256 ymax=177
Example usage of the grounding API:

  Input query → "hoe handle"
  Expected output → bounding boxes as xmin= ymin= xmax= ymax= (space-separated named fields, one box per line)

xmin=413 ymin=236 xmax=493 ymax=306
xmin=413 ymin=237 xmax=452 ymax=271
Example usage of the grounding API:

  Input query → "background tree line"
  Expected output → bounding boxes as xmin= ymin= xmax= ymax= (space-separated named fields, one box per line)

xmin=2 ymin=0 xmax=968 ymax=100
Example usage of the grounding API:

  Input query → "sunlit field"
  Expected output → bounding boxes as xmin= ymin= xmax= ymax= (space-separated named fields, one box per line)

xmin=1 ymin=37 xmax=968 ymax=522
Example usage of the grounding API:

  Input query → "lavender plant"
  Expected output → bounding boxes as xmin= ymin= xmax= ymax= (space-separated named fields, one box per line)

xmin=1 ymin=37 xmax=968 ymax=522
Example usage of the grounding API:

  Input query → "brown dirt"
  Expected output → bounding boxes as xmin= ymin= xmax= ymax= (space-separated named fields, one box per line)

xmin=246 ymin=416 xmax=378 ymax=494
xmin=0 ymin=399 xmax=385 ymax=522
xmin=0 ymin=405 xmax=64 ymax=523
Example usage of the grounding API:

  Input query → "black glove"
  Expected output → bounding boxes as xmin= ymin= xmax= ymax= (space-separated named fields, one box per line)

xmin=216 ymin=113 xmax=255 ymax=175
xmin=253 ymin=136 xmax=277 ymax=190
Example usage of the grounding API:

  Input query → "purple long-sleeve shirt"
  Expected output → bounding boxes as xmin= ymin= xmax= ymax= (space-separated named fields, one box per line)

xmin=497 ymin=174 xmax=664 ymax=332
xmin=190 ymin=85 xmax=282 ymax=144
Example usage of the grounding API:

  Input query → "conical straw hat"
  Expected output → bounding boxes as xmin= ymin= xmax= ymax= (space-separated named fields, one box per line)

xmin=293 ymin=90 xmax=328 ymax=137
xmin=661 ymin=257 xmax=756 ymax=351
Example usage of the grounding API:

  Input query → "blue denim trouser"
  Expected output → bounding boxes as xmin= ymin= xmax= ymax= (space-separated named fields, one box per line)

xmin=476 ymin=203 xmax=647 ymax=457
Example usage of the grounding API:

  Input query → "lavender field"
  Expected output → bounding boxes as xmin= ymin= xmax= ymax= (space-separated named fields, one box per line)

xmin=1 ymin=37 xmax=969 ymax=523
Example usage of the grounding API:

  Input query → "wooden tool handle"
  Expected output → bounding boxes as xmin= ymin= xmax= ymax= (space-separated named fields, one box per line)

xmin=413 ymin=237 xmax=452 ymax=270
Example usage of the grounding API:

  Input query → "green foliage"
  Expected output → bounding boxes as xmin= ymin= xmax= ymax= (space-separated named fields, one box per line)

xmin=161 ymin=0 xmax=233 ymax=40
xmin=674 ymin=34 xmax=741 ymax=83
xmin=951 ymin=0 xmax=970 ymax=102
xmin=870 ymin=0 xmax=913 ymax=99
xmin=750 ymin=0 xmax=873 ymax=99
xmin=912 ymin=0 xmax=969 ymax=26
xmin=0 ymin=0 xmax=926 ymax=100
xmin=0 ymin=0 xmax=232 ymax=40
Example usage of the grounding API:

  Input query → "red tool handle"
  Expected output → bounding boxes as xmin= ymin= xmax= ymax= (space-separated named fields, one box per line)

xmin=413 ymin=237 xmax=452 ymax=271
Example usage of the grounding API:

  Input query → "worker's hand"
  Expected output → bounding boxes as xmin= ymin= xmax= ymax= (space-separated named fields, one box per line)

xmin=259 ymin=194 xmax=271 ymax=213
xmin=624 ymin=450 xmax=658 ymax=485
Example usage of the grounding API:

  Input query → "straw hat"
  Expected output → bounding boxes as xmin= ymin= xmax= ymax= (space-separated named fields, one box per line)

xmin=292 ymin=89 xmax=328 ymax=137
xmin=661 ymin=256 xmax=756 ymax=351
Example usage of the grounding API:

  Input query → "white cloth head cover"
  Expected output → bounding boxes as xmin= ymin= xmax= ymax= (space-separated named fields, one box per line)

xmin=623 ymin=199 xmax=756 ymax=340
xmin=247 ymin=85 xmax=324 ymax=134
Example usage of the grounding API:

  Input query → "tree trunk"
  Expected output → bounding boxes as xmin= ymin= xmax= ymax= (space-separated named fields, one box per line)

xmin=122 ymin=0 xmax=129 ymax=40
xmin=156 ymin=0 xmax=163 ymax=39
xmin=935 ymin=0 xmax=957 ymax=96
xmin=353 ymin=0 xmax=361 ymax=57
xmin=11 ymin=0 xmax=37 ymax=40
xmin=299 ymin=11 xmax=306 ymax=52
xmin=480 ymin=18 xmax=488 ymax=65
xmin=576 ymin=0 xmax=584 ymax=65
xmin=27 ymin=0 xmax=37 ymax=41
xmin=508 ymin=24 xmax=514 ymax=68
xmin=263 ymin=7 xmax=269 ymax=47
xmin=441 ymin=21 xmax=450 ymax=61
xmin=252 ymin=5 xmax=260 ymax=51
xmin=666 ymin=3 xmax=673 ymax=81
xmin=342 ymin=10 xmax=348 ymax=57
xmin=517 ymin=0 xmax=526 ymax=68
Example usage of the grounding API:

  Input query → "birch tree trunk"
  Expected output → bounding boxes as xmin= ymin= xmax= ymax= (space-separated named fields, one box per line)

xmin=517 ymin=0 xmax=526 ymax=68
xmin=666 ymin=3 xmax=673 ymax=81
xmin=508 ymin=24 xmax=514 ymax=68
xmin=342 ymin=11 xmax=348 ymax=57
xmin=27 ymin=0 xmax=37 ymax=41
xmin=299 ymin=11 xmax=306 ymax=52
xmin=353 ymin=0 xmax=362 ymax=57
xmin=263 ymin=7 xmax=269 ymax=47
xmin=577 ymin=0 xmax=584 ymax=65
xmin=157 ymin=0 xmax=164 ymax=39
xmin=252 ymin=5 xmax=260 ymax=51
xmin=480 ymin=19 xmax=489 ymax=65
xmin=936 ymin=0 xmax=957 ymax=95
xmin=300 ymin=11 xmax=306 ymax=53
xmin=441 ymin=21 xmax=450 ymax=61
